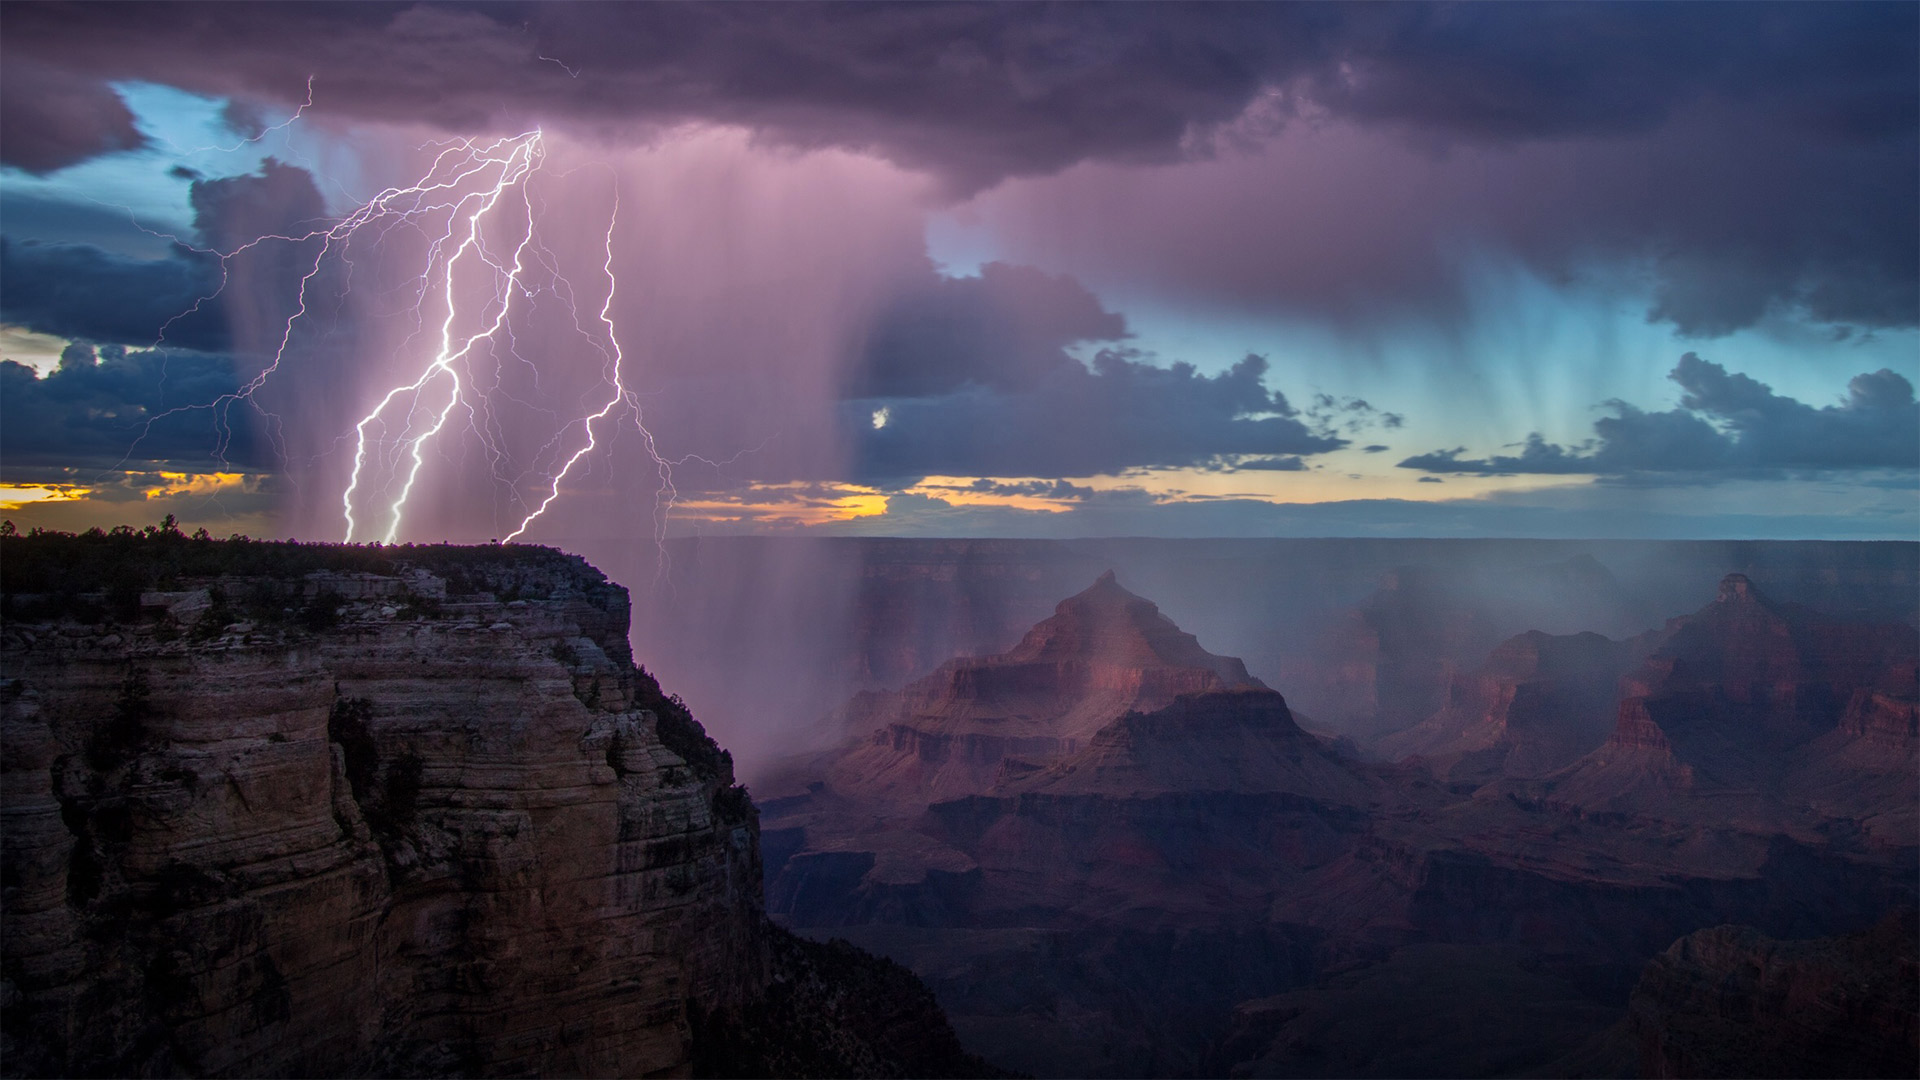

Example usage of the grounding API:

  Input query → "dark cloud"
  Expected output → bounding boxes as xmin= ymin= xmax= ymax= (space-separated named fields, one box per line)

xmin=852 ymin=261 xmax=1124 ymax=397
xmin=0 ymin=192 xmax=178 ymax=256
xmin=0 ymin=160 xmax=329 ymax=352
xmin=853 ymin=350 xmax=1341 ymax=482
xmin=1399 ymin=353 xmax=1919 ymax=477
xmin=0 ymin=344 xmax=267 ymax=470
xmin=955 ymin=477 xmax=1095 ymax=500
xmin=4 ymin=4 xmax=1911 ymax=187
xmin=1 ymin=160 xmax=335 ymax=477
xmin=1 ymin=238 xmax=227 ymax=351
xmin=189 ymin=158 xmax=327 ymax=252
xmin=0 ymin=56 xmax=146 ymax=174
xmin=1230 ymin=456 xmax=1308 ymax=472
xmin=1299 ymin=3 xmax=1916 ymax=144
xmin=3 ymin=4 xmax=1911 ymax=334
xmin=1362 ymin=444 xmax=1390 ymax=454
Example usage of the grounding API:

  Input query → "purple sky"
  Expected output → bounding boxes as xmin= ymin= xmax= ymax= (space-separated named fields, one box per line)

xmin=1 ymin=2 xmax=1914 ymax=542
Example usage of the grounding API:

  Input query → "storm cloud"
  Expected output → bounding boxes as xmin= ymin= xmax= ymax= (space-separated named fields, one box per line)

xmin=0 ymin=56 xmax=146 ymax=175
xmin=0 ymin=343 xmax=267 ymax=470
xmin=5 ymin=4 xmax=1910 ymax=183
xmin=852 ymin=261 xmax=1125 ymax=398
xmin=1 ymin=159 xmax=329 ymax=353
xmin=2 ymin=4 xmax=1912 ymax=335
xmin=852 ymin=351 xmax=1341 ymax=482
xmin=1399 ymin=354 xmax=1920 ymax=478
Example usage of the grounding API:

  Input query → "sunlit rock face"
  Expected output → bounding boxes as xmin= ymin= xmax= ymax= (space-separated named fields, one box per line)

xmin=0 ymin=547 xmax=764 ymax=1078
xmin=813 ymin=570 xmax=1268 ymax=806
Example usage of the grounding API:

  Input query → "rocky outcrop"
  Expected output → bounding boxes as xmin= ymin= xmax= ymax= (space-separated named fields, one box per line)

xmin=0 ymin=532 xmax=991 ymax=1080
xmin=1 ymin=538 xmax=762 ymax=1077
xmin=1280 ymin=555 xmax=1656 ymax=747
xmin=1545 ymin=574 xmax=1919 ymax=835
xmin=1629 ymin=910 xmax=1919 ymax=1078
xmin=801 ymin=571 xmax=1266 ymax=806
xmin=998 ymin=689 xmax=1377 ymax=804
xmin=1378 ymin=630 xmax=1629 ymax=783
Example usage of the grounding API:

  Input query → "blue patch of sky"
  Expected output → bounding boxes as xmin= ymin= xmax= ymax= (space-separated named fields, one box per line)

xmin=0 ymin=81 xmax=372 ymax=245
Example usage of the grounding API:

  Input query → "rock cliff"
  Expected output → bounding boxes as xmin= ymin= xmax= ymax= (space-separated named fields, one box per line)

xmin=0 ymin=530 xmax=985 ymax=1079
xmin=1545 ymin=574 xmax=1919 ymax=839
xmin=1377 ymin=629 xmax=1630 ymax=783
xmin=1629 ymin=911 xmax=1918 ymax=1078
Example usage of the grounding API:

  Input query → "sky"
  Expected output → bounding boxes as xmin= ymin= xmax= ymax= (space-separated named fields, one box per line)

xmin=1 ymin=1 xmax=1915 ymax=543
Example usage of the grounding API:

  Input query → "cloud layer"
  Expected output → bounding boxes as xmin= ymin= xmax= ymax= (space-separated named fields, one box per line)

xmin=1400 ymin=353 xmax=1919 ymax=477
xmin=852 ymin=350 xmax=1340 ymax=482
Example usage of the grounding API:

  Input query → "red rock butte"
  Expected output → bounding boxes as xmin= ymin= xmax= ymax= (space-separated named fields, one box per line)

xmin=822 ymin=571 xmax=1268 ymax=803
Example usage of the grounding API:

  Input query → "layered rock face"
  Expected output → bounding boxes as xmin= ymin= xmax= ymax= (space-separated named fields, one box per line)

xmin=1 ymin=541 xmax=766 ymax=1077
xmin=1545 ymin=574 xmax=1919 ymax=839
xmin=1629 ymin=911 xmax=1919 ymax=1078
xmin=1377 ymin=629 xmax=1630 ymax=783
xmin=4 ymin=533 xmax=1017 ymax=1080
xmin=809 ymin=571 xmax=1266 ymax=805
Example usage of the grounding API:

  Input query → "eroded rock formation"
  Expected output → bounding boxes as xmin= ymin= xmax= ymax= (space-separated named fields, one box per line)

xmin=763 ymin=567 xmax=1918 ymax=1077
xmin=803 ymin=571 xmax=1266 ymax=806
xmin=1629 ymin=911 xmax=1919 ymax=1079
xmin=1543 ymin=574 xmax=1919 ymax=841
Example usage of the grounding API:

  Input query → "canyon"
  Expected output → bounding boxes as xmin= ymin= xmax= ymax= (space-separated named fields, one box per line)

xmin=3 ymin=532 xmax=1913 ymax=1078
xmin=738 ymin=545 xmax=1917 ymax=1077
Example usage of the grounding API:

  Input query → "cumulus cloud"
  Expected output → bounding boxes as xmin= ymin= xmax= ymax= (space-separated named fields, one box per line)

xmin=0 ymin=159 xmax=328 ymax=352
xmin=0 ymin=57 xmax=146 ymax=174
xmin=0 ymin=343 xmax=267 ymax=471
xmin=851 ymin=350 xmax=1341 ymax=482
xmin=1230 ymin=456 xmax=1309 ymax=472
xmin=851 ymin=261 xmax=1125 ymax=397
xmin=1304 ymin=393 xmax=1404 ymax=438
xmin=1399 ymin=353 xmax=1919 ymax=477
xmin=955 ymin=478 xmax=1096 ymax=500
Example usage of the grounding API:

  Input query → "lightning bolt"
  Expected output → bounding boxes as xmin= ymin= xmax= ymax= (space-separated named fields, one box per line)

xmin=120 ymin=104 xmax=699 ymax=548
xmin=341 ymin=131 xmax=545 ymax=542
xmin=504 ymin=189 xmax=633 ymax=542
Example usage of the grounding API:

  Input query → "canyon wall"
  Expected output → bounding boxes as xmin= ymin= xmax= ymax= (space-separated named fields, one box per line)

xmin=1 ymin=540 xmax=762 ymax=1078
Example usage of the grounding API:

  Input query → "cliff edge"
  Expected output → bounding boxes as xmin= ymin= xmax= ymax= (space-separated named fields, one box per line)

xmin=0 ymin=528 xmax=985 ymax=1079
